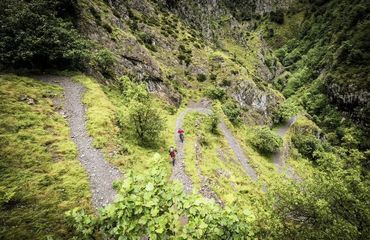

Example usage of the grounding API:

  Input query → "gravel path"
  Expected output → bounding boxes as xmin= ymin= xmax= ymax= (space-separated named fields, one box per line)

xmin=171 ymin=100 xmax=258 ymax=194
xmin=272 ymin=116 xmax=297 ymax=170
xmin=38 ymin=76 xmax=122 ymax=209
xmin=272 ymin=116 xmax=301 ymax=181
xmin=170 ymin=109 xmax=194 ymax=194
xmin=219 ymin=121 xmax=258 ymax=181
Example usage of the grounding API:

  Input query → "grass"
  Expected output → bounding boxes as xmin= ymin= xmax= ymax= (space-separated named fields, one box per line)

xmin=73 ymin=75 xmax=119 ymax=152
xmin=0 ymin=75 xmax=91 ymax=240
xmin=73 ymin=74 xmax=177 ymax=178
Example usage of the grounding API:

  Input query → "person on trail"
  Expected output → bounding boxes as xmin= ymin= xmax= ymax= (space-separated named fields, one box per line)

xmin=177 ymin=128 xmax=185 ymax=142
xmin=169 ymin=146 xmax=177 ymax=166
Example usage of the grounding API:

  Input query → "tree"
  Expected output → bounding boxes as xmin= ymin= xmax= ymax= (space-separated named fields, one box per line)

xmin=0 ymin=0 xmax=90 ymax=70
xmin=252 ymin=127 xmax=283 ymax=154
xmin=128 ymin=100 xmax=165 ymax=147
xmin=67 ymin=156 xmax=253 ymax=239
xmin=269 ymin=150 xmax=370 ymax=239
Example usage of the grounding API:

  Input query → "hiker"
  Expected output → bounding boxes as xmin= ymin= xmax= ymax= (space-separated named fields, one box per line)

xmin=177 ymin=128 xmax=185 ymax=142
xmin=169 ymin=146 xmax=177 ymax=166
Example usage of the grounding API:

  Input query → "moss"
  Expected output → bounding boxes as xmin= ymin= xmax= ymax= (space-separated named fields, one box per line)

xmin=0 ymin=75 xmax=91 ymax=239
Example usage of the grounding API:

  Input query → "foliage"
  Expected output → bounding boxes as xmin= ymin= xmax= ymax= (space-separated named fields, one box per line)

xmin=206 ymin=86 xmax=225 ymax=100
xmin=276 ymin=99 xmax=301 ymax=122
xmin=252 ymin=127 xmax=283 ymax=154
xmin=292 ymin=134 xmax=323 ymax=161
xmin=270 ymin=10 xmax=284 ymax=24
xmin=209 ymin=113 xmax=220 ymax=134
xmin=270 ymin=149 xmax=370 ymax=239
xmin=222 ymin=101 xmax=242 ymax=124
xmin=137 ymin=31 xmax=157 ymax=52
xmin=278 ymin=0 xmax=370 ymax=129
xmin=94 ymin=48 xmax=117 ymax=78
xmin=0 ymin=75 xmax=91 ymax=239
xmin=177 ymin=44 xmax=192 ymax=66
xmin=67 ymin=156 xmax=253 ymax=239
xmin=127 ymin=100 xmax=165 ymax=147
xmin=196 ymin=73 xmax=207 ymax=82
xmin=0 ymin=0 xmax=90 ymax=70
xmin=116 ymin=77 xmax=165 ymax=147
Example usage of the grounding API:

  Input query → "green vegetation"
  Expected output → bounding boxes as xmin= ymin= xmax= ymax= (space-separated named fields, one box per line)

xmin=0 ymin=75 xmax=91 ymax=239
xmin=276 ymin=98 xmax=301 ymax=122
xmin=116 ymin=77 xmax=165 ymax=147
xmin=73 ymin=75 xmax=118 ymax=152
xmin=0 ymin=0 xmax=90 ymax=70
xmin=252 ymin=127 xmax=283 ymax=154
xmin=126 ymin=100 xmax=165 ymax=147
xmin=273 ymin=0 xmax=370 ymax=143
xmin=94 ymin=49 xmax=117 ymax=78
xmin=1 ymin=0 xmax=370 ymax=239
xmin=68 ymin=156 xmax=252 ymax=239
xmin=222 ymin=101 xmax=242 ymax=125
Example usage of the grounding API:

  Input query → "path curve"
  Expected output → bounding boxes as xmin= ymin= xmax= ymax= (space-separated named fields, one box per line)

xmin=171 ymin=101 xmax=258 ymax=194
xmin=38 ymin=76 xmax=122 ymax=209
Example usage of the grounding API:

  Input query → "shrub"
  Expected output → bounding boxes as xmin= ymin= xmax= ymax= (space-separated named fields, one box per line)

xmin=292 ymin=134 xmax=323 ymax=161
xmin=94 ymin=49 xmax=117 ymax=77
xmin=209 ymin=113 xmax=220 ymax=134
xmin=222 ymin=101 xmax=241 ymax=124
xmin=270 ymin=10 xmax=284 ymax=24
xmin=252 ymin=127 xmax=283 ymax=154
xmin=276 ymin=99 xmax=301 ymax=122
xmin=197 ymin=73 xmax=207 ymax=82
xmin=67 ymin=157 xmax=252 ymax=239
xmin=127 ymin=100 xmax=165 ymax=147
xmin=206 ymin=87 xmax=225 ymax=100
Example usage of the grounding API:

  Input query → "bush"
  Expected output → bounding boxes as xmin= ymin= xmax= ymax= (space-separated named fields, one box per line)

xmin=197 ymin=73 xmax=207 ymax=82
xmin=127 ymin=100 xmax=165 ymax=147
xmin=270 ymin=10 xmax=284 ymax=24
xmin=292 ymin=134 xmax=322 ymax=160
xmin=94 ymin=49 xmax=117 ymax=77
xmin=67 ymin=157 xmax=252 ymax=239
xmin=0 ymin=0 xmax=90 ymax=70
xmin=206 ymin=87 xmax=225 ymax=100
xmin=222 ymin=101 xmax=241 ymax=124
xmin=209 ymin=113 xmax=220 ymax=134
xmin=276 ymin=99 xmax=301 ymax=122
xmin=252 ymin=127 xmax=283 ymax=154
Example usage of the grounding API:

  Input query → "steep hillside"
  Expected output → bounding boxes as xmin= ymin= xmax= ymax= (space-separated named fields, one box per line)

xmin=1 ymin=0 xmax=369 ymax=239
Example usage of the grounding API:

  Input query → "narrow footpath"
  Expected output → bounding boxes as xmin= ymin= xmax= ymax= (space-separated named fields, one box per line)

xmin=38 ymin=76 xmax=122 ymax=209
xmin=171 ymin=100 xmax=258 ymax=195
xmin=272 ymin=116 xmax=299 ymax=179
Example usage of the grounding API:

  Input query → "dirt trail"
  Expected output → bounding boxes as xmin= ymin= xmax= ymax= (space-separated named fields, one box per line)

xmin=219 ymin=121 xmax=258 ymax=181
xmin=272 ymin=116 xmax=298 ymax=178
xmin=171 ymin=100 xmax=258 ymax=194
xmin=38 ymin=76 xmax=122 ymax=209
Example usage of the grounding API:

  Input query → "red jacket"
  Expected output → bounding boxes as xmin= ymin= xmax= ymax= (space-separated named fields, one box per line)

xmin=177 ymin=129 xmax=184 ymax=134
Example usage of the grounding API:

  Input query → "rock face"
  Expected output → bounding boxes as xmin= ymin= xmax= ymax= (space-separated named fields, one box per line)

xmin=78 ymin=0 xmax=294 ymax=123
xmin=232 ymin=80 xmax=282 ymax=123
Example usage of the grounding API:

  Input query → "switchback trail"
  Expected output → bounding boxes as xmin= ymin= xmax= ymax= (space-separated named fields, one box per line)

xmin=171 ymin=100 xmax=258 ymax=195
xmin=38 ymin=76 xmax=122 ymax=209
